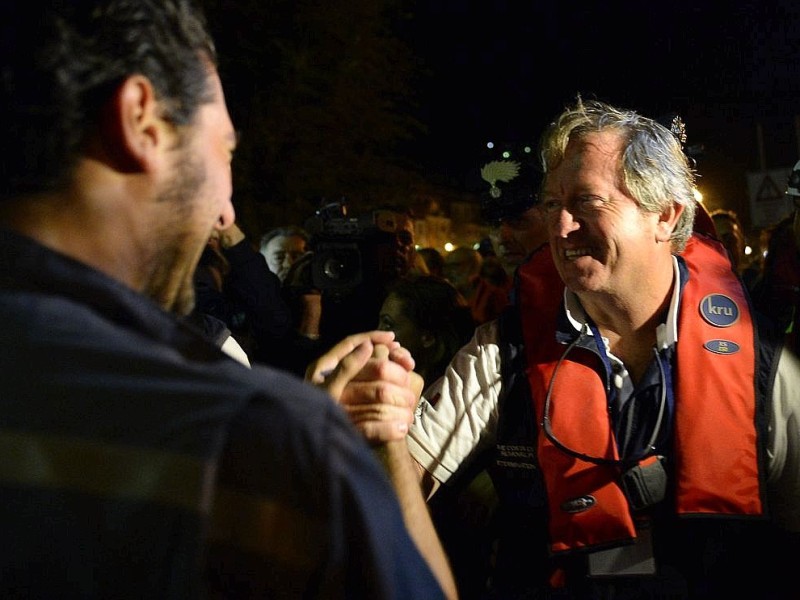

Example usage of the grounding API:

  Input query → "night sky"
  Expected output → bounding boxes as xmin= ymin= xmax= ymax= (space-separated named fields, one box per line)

xmin=402 ymin=0 xmax=800 ymax=228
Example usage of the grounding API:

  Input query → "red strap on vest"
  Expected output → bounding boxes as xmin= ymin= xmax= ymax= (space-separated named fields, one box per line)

xmin=518 ymin=246 xmax=635 ymax=553
xmin=674 ymin=235 xmax=762 ymax=514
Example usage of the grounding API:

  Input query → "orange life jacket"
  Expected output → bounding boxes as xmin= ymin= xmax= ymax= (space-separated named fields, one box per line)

xmin=517 ymin=234 xmax=765 ymax=554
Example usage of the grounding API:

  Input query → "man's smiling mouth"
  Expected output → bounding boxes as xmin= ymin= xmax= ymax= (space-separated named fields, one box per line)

xmin=564 ymin=248 xmax=592 ymax=260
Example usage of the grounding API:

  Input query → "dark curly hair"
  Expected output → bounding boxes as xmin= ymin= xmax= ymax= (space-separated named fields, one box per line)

xmin=0 ymin=0 xmax=216 ymax=200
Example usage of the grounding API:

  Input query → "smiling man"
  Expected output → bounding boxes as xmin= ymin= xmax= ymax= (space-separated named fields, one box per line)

xmin=339 ymin=99 xmax=800 ymax=599
xmin=0 ymin=2 xmax=455 ymax=598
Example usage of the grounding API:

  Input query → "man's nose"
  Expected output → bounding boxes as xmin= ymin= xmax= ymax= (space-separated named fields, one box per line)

xmin=214 ymin=199 xmax=236 ymax=232
xmin=551 ymin=208 xmax=580 ymax=238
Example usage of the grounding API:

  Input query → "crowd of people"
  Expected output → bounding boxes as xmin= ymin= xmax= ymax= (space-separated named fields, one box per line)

xmin=2 ymin=2 xmax=799 ymax=599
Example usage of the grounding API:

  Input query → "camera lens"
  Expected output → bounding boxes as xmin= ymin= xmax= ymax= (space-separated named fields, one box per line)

xmin=323 ymin=256 xmax=347 ymax=281
xmin=312 ymin=244 xmax=362 ymax=292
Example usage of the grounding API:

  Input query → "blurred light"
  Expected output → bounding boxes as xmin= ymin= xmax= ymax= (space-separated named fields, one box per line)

xmin=486 ymin=142 xmax=494 ymax=149
xmin=444 ymin=242 xmax=455 ymax=252
xmin=693 ymin=188 xmax=703 ymax=203
xmin=472 ymin=242 xmax=481 ymax=251
xmin=502 ymin=151 xmax=511 ymax=158
xmin=744 ymin=245 xmax=753 ymax=256
xmin=524 ymin=146 xmax=532 ymax=153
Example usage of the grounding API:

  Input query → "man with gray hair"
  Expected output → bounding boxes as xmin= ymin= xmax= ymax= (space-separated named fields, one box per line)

xmin=342 ymin=98 xmax=800 ymax=598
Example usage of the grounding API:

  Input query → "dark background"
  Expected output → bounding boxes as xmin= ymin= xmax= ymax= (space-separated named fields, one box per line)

xmin=203 ymin=0 xmax=800 ymax=240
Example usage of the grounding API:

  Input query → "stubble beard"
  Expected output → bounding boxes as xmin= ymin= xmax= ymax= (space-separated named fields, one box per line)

xmin=144 ymin=148 xmax=208 ymax=317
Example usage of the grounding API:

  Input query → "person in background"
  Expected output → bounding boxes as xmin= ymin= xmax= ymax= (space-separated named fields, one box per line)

xmin=379 ymin=274 xmax=475 ymax=389
xmin=0 ymin=2 xmax=456 ymax=597
xmin=480 ymin=159 xmax=549 ymax=278
xmin=709 ymin=208 xmax=749 ymax=273
xmin=751 ymin=159 xmax=800 ymax=355
xmin=189 ymin=235 xmax=251 ymax=367
xmin=444 ymin=246 xmax=509 ymax=324
xmin=444 ymin=246 xmax=483 ymax=298
xmin=410 ymin=248 xmax=432 ymax=276
xmin=418 ymin=247 xmax=446 ymax=279
xmin=259 ymin=225 xmax=309 ymax=282
xmin=338 ymin=98 xmax=800 ymax=599
xmin=194 ymin=221 xmax=292 ymax=366
xmin=274 ymin=203 xmax=420 ymax=376
xmin=478 ymin=254 xmax=511 ymax=289
xmin=378 ymin=273 xmax=498 ymax=600
xmin=315 ymin=204 xmax=418 ymax=347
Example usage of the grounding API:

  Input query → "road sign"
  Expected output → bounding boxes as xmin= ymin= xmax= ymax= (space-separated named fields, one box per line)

xmin=747 ymin=167 xmax=793 ymax=228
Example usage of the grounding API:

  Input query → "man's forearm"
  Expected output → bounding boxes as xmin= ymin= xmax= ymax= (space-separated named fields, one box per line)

xmin=375 ymin=440 xmax=458 ymax=600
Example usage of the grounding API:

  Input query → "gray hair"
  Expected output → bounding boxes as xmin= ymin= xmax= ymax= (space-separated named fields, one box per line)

xmin=539 ymin=98 xmax=697 ymax=251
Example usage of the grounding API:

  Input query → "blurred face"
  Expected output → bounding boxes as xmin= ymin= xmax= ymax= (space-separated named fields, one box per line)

xmin=443 ymin=248 xmax=479 ymax=290
xmin=145 ymin=67 xmax=236 ymax=315
xmin=489 ymin=204 xmax=548 ymax=272
xmin=712 ymin=216 xmax=745 ymax=271
xmin=378 ymin=293 xmax=426 ymax=360
xmin=542 ymin=131 xmax=663 ymax=297
xmin=373 ymin=212 xmax=415 ymax=281
xmin=263 ymin=234 xmax=307 ymax=281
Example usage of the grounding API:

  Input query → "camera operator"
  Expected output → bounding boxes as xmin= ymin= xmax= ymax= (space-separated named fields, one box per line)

xmin=280 ymin=202 xmax=417 ymax=373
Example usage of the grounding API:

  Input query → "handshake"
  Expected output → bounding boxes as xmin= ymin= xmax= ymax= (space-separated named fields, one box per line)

xmin=303 ymin=330 xmax=459 ymax=600
xmin=305 ymin=330 xmax=423 ymax=444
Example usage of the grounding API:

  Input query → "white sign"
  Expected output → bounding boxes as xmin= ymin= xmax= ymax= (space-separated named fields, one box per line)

xmin=747 ymin=167 xmax=794 ymax=228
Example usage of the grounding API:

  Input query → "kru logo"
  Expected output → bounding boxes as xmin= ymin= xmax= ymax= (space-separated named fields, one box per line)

xmin=561 ymin=495 xmax=596 ymax=514
xmin=700 ymin=294 xmax=739 ymax=327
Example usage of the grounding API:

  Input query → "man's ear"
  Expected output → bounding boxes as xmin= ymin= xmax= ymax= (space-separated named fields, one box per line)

xmin=656 ymin=202 xmax=685 ymax=243
xmin=99 ymin=75 xmax=174 ymax=174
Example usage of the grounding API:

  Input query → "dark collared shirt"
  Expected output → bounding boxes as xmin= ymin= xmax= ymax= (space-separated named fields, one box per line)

xmin=0 ymin=228 xmax=442 ymax=599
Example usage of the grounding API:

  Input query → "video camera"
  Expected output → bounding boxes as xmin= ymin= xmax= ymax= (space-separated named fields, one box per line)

xmin=304 ymin=201 xmax=407 ymax=295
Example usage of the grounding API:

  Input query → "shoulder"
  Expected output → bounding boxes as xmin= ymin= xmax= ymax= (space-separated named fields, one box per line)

xmin=767 ymin=347 xmax=800 ymax=531
xmin=431 ymin=319 xmax=502 ymax=388
xmin=474 ymin=318 xmax=502 ymax=346
xmin=771 ymin=347 xmax=800 ymax=421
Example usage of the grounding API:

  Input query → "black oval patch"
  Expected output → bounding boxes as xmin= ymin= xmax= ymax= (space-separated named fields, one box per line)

xmin=703 ymin=339 xmax=740 ymax=355
xmin=561 ymin=495 xmax=596 ymax=514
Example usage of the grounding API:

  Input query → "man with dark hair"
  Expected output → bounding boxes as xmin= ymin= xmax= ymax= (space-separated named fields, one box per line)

xmin=480 ymin=159 xmax=549 ymax=277
xmin=0 ymin=2 xmax=454 ymax=598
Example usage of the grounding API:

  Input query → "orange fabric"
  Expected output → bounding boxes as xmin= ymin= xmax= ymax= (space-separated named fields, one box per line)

xmin=517 ymin=235 xmax=762 ymax=555
xmin=674 ymin=234 xmax=762 ymax=514
xmin=518 ymin=247 xmax=635 ymax=554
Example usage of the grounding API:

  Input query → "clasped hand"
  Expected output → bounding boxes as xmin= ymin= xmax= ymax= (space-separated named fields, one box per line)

xmin=305 ymin=331 xmax=423 ymax=443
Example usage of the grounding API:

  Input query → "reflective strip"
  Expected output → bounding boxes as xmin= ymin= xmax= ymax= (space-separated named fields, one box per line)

xmin=0 ymin=429 xmax=210 ymax=513
xmin=209 ymin=487 xmax=325 ymax=569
